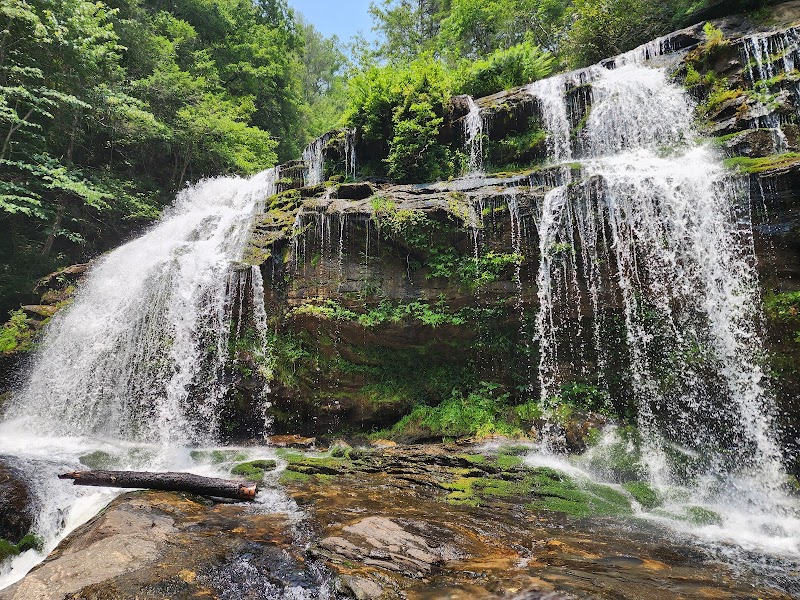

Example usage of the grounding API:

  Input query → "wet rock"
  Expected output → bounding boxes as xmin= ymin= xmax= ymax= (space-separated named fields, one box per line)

xmin=719 ymin=129 xmax=792 ymax=158
xmin=317 ymin=516 xmax=448 ymax=578
xmin=0 ymin=460 xmax=34 ymax=544
xmin=0 ymin=490 xmax=319 ymax=600
xmin=336 ymin=182 xmax=374 ymax=200
xmin=34 ymin=263 xmax=90 ymax=295
xmin=369 ymin=439 xmax=396 ymax=448
xmin=267 ymin=434 xmax=317 ymax=448
xmin=19 ymin=305 xmax=57 ymax=319
xmin=0 ymin=494 xmax=176 ymax=600
xmin=335 ymin=574 xmax=386 ymax=599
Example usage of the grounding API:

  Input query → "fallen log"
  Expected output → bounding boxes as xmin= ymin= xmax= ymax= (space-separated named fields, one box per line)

xmin=58 ymin=470 xmax=257 ymax=501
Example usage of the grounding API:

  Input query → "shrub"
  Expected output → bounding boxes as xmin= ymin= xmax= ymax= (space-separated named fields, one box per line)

xmin=456 ymin=39 xmax=555 ymax=98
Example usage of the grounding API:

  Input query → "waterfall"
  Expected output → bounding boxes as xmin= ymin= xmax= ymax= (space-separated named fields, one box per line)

xmin=464 ymin=96 xmax=485 ymax=175
xmin=527 ymin=44 xmax=798 ymax=553
xmin=345 ymin=128 xmax=358 ymax=179
xmin=3 ymin=168 xmax=279 ymax=445
xmin=0 ymin=167 xmax=288 ymax=588
xmin=741 ymin=28 xmax=800 ymax=152
xmin=527 ymin=77 xmax=573 ymax=163
xmin=303 ymin=135 xmax=328 ymax=186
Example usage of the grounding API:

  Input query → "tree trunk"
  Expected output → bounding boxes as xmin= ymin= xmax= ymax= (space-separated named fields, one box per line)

xmin=40 ymin=196 xmax=66 ymax=258
xmin=58 ymin=470 xmax=258 ymax=501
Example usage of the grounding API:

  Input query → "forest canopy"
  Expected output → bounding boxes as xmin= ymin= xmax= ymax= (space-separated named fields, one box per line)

xmin=0 ymin=0 xmax=780 ymax=317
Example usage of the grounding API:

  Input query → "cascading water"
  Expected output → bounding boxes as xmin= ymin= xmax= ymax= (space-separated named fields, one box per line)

xmin=526 ymin=42 xmax=800 ymax=559
xmin=302 ymin=135 xmax=328 ymax=187
xmin=0 ymin=168 xmax=297 ymax=588
xmin=4 ymin=169 xmax=278 ymax=444
xmin=464 ymin=96 xmax=485 ymax=175
xmin=527 ymin=77 xmax=573 ymax=163
xmin=344 ymin=128 xmax=358 ymax=179
xmin=741 ymin=27 xmax=800 ymax=153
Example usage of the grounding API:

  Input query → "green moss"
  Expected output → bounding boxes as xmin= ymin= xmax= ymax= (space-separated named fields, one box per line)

xmin=457 ymin=453 xmax=487 ymax=465
xmin=17 ymin=534 xmax=43 ymax=553
xmin=684 ymin=505 xmax=723 ymax=526
xmin=278 ymin=469 xmax=311 ymax=484
xmin=230 ymin=459 xmax=278 ymax=482
xmin=622 ymin=481 xmax=661 ymax=508
xmin=0 ymin=539 xmax=20 ymax=561
xmin=495 ymin=454 xmax=524 ymax=469
xmin=267 ymin=188 xmax=302 ymax=211
xmin=724 ymin=152 xmax=800 ymax=174
xmin=486 ymin=118 xmax=547 ymax=170
xmin=530 ymin=475 xmax=633 ymax=517
xmin=580 ymin=426 xmax=646 ymax=482
xmin=190 ymin=449 xmax=248 ymax=464
xmin=764 ymin=290 xmax=800 ymax=322
xmin=445 ymin=465 xmax=633 ymax=517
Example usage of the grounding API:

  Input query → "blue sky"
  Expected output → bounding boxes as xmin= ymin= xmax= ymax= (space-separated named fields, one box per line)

xmin=289 ymin=0 xmax=376 ymax=43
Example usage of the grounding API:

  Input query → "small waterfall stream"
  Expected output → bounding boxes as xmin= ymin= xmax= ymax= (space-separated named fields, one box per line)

xmin=464 ymin=96 xmax=485 ymax=175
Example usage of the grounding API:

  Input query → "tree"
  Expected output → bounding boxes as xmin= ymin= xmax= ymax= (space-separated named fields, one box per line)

xmin=298 ymin=18 xmax=349 ymax=140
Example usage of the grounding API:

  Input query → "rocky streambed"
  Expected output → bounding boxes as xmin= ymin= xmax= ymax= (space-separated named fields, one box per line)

xmin=1 ymin=442 xmax=797 ymax=600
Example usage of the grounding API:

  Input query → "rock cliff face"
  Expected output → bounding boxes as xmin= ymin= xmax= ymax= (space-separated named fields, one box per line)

xmin=226 ymin=4 xmax=800 ymax=472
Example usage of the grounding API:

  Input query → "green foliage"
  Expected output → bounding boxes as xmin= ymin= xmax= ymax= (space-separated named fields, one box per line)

xmin=566 ymin=0 xmax=663 ymax=67
xmin=293 ymin=298 xmax=469 ymax=328
xmin=486 ymin=119 xmax=547 ymax=171
xmin=0 ymin=0 xmax=348 ymax=318
xmin=546 ymin=382 xmax=614 ymax=416
xmin=455 ymin=40 xmax=555 ymax=98
xmin=0 ymin=310 xmax=34 ymax=354
xmin=347 ymin=56 xmax=455 ymax=182
xmin=702 ymin=22 xmax=725 ymax=48
xmin=765 ymin=290 xmax=800 ymax=321
xmin=684 ymin=63 xmax=702 ymax=87
xmin=390 ymin=382 xmax=518 ymax=439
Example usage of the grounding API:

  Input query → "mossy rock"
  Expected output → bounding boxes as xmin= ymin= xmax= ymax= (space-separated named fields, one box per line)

xmin=285 ymin=455 xmax=350 ymax=476
xmin=17 ymin=534 xmax=43 ymax=552
xmin=444 ymin=464 xmax=633 ymax=517
xmin=230 ymin=459 xmax=278 ymax=482
xmin=0 ymin=538 xmax=20 ymax=561
xmin=724 ymin=152 xmax=800 ymax=174
xmin=79 ymin=451 xmax=119 ymax=469
xmin=190 ymin=450 xmax=248 ymax=465
xmin=622 ymin=481 xmax=662 ymax=509
xmin=684 ymin=505 xmax=723 ymax=526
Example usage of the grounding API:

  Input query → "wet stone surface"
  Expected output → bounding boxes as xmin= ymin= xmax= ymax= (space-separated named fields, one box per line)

xmin=0 ymin=445 xmax=797 ymax=599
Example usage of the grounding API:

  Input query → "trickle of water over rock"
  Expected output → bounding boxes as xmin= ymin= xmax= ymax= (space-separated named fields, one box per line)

xmin=741 ymin=27 xmax=800 ymax=151
xmin=4 ymin=169 xmax=279 ymax=445
xmin=303 ymin=134 xmax=328 ymax=187
xmin=527 ymin=77 xmax=573 ymax=163
xmin=464 ymin=96 xmax=485 ymax=175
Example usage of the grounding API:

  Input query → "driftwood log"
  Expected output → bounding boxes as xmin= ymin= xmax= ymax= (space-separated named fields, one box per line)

xmin=58 ymin=470 xmax=257 ymax=501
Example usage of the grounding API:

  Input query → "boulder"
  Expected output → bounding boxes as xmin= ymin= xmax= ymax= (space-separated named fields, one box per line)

xmin=0 ymin=460 xmax=34 ymax=544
